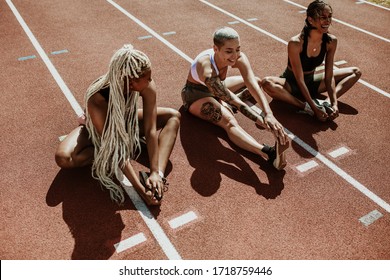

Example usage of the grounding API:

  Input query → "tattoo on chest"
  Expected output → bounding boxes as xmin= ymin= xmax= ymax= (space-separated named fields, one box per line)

xmin=201 ymin=102 xmax=222 ymax=123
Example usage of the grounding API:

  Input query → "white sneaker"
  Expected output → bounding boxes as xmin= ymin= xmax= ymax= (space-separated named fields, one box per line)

xmin=297 ymin=102 xmax=326 ymax=116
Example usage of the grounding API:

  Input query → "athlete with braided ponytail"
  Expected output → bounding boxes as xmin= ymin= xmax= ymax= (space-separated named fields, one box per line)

xmin=262 ymin=0 xmax=361 ymax=122
xmin=55 ymin=45 xmax=180 ymax=205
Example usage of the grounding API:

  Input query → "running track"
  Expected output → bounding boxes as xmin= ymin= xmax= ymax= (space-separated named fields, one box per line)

xmin=1 ymin=0 xmax=389 ymax=260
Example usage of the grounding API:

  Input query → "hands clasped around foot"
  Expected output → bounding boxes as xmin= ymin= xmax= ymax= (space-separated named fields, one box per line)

xmin=138 ymin=171 xmax=169 ymax=206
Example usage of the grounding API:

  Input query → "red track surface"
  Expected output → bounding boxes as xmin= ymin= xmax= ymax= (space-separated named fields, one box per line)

xmin=1 ymin=0 xmax=390 ymax=261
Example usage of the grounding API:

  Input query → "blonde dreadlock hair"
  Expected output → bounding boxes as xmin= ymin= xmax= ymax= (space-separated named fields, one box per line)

xmin=85 ymin=44 xmax=151 ymax=204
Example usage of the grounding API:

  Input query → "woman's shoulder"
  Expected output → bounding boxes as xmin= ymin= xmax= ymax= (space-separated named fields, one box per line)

xmin=327 ymin=33 xmax=337 ymax=43
xmin=87 ymin=89 xmax=107 ymax=108
xmin=288 ymin=34 xmax=303 ymax=51
xmin=289 ymin=33 xmax=303 ymax=44
xmin=197 ymin=54 xmax=213 ymax=69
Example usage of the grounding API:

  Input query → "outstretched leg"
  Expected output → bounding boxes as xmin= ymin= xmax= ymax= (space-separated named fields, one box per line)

xmin=55 ymin=125 xmax=94 ymax=168
xmin=189 ymin=97 xmax=269 ymax=159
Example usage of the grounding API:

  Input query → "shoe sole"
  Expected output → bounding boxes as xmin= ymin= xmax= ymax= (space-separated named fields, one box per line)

xmin=273 ymin=140 xmax=289 ymax=170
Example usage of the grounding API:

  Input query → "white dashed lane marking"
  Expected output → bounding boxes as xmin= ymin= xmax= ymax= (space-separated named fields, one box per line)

xmin=162 ymin=31 xmax=176 ymax=36
xmin=328 ymin=147 xmax=350 ymax=158
xmin=169 ymin=211 xmax=198 ymax=229
xmin=296 ymin=160 xmax=319 ymax=173
xmin=114 ymin=233 xmax=147 ymax=253
xmin=359 ymin=210 xmax=383 ymax=226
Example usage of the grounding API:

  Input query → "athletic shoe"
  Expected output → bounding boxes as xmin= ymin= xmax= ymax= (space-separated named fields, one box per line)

xmin=297 ymin=101 xmax=326 ymax=117
xmin=315 ymin=99 xmax=334 ymax=115
xmin=262 ymin=141 xmax=289 ymax=170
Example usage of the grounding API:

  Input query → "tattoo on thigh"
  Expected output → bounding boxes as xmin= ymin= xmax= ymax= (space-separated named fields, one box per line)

xmin=201 ymin=102 xmax=222 ymax=123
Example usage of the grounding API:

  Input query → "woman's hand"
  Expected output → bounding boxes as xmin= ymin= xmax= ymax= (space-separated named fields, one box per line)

xmin=328 ymin=104 xmax=339 ymax=120
xmin=263 ymin=114 xmax=289 ymax=145
xmin=147 ymin=171 xmax=163 ymax=199
xmin=314 ymin=107 xmax=328 ymax=122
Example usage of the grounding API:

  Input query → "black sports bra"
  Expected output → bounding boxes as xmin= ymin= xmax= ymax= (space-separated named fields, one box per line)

xmin=288 ymin=33 xmax=327 ymax=72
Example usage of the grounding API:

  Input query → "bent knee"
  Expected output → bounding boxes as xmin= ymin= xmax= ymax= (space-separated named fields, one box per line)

xmin=168 ymin=108 xmax=181 ymax=125
xmin=261 ymin=77 xmax=274 ymax=90
xmin=352 ymin=67 xmax=362 ymax=79
xmin=170 ymin=108 xmax=181 ymax=121
xmin=55 ymin=151 xmax=72 ymax=169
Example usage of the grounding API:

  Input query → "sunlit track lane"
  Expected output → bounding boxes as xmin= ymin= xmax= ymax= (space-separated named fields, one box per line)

xmin=106 ymin=0 xmax=390 ymax=258
xmin=2 ymin=0 xmax=389 ymax=260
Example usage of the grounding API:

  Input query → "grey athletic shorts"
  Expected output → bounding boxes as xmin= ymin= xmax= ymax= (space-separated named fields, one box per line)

xmin=181 ymin=81 xmax=218 ymax=111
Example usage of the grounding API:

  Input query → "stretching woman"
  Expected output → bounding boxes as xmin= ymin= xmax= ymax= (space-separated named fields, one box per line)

xmin=181 ymin=26 xmax=289 ymax=170
xmin=262 ymin=0 xmax=361 ymax=122
xmin=55 ymin=45 xmax=180 ymax=206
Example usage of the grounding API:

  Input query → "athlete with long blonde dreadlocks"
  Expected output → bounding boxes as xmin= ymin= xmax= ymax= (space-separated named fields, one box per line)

xmin=55 ymin=44 xmax=181 ymax=206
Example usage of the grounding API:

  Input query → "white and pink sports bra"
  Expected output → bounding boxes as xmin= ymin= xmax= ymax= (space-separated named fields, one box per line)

xmin=190 ymin=49 xmax=219 ymax=86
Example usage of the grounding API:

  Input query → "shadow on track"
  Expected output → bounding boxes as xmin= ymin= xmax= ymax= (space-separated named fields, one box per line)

xmin=268 ymin=99 xmax=358 ymax=158
xmin=46 ymin=166 xmax=134 ymax=260
xmin=179 ymin=107 xmax=286 ymax=199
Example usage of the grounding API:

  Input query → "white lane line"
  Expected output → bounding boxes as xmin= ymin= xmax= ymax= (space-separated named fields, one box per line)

xmin=247 ymin=18 xmax=258 ymax=22
xmin=6 ymin=0 xmax=84 ymax=118
xmin=358 ymin=79 xmax=390 ymax=98
xmin=356 ymin=0 xmax=390 ymax=11
xmin=296 ymin=160 xmax=319 ymax=173
xmin=328 ymin=147 xmax=350 ymax=158
xmin=107 ymin=0 xmax=193 ymax=63
xmin=8 ymin=0 xmax=181 ymax=261
xmin=108 ymin=0 xmax=390 ymax=213
xmin=114 ymin=233 xmax=147 ymax=253
xmin=200 ymin=0 xmax=390 ymax=99
xmin=199 ymin=0 xmax=288 ymax=44
xmin=118 ymin=173 xmax=182 ymax=259
xmin=359 ymin=210 xmax=383 ymax=226
xmin=334 ymin=60 xmax=348 ymax=66
xmin=286 ymin=130 xmax=390 ymax=213
xmin=284 ymin=0 xmax=390 ymax=43
xmin=228 ymin=20 xmax=240 ymax=25
xmin=169 ymin=211 xmax=198 ymax=229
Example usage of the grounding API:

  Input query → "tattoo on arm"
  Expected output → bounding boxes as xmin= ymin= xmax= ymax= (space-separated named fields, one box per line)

xmin=239 ymin=105 xmax=258 ymax=122
xmin=205 ymin=76 xmax=232 ymax=102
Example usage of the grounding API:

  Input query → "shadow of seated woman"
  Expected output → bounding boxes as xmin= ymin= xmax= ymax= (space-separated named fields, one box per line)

xmin=180 ymin=107 xmax=282 ymax=198
xmin=46 ymin=166 xmax=134 ymax=259
xmin=268 ymin=99 xmax=341 ymax=159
